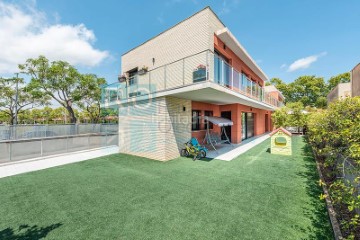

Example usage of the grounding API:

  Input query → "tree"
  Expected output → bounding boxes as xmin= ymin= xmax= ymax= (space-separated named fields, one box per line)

xmin=267 ymin=78 xmax=293 ymax=105
xmin=289 ymin=76 xmax=327 ymax=107
xmin=0 ymin=110 xmax=9 ymax=124
xmin=19 ymin=56 xmax=101 ymax=123
xmin=328 ymin=72 xmax=350 ymax=91
xmin=50 ymin=107 xmax=68 ymax=123
xmin=287 ymin=102 xmax=307 ymax=132
xmin=0 ymin=77 xmax=47 ymax=125
xmin=272 ymin=107 xmax=288 ymax=128
xmin=77 ymin=74 xmax=106 ymax=123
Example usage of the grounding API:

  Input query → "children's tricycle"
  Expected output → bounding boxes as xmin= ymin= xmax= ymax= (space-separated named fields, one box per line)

xmin=181 ymin=137 xmax=208 ymax=160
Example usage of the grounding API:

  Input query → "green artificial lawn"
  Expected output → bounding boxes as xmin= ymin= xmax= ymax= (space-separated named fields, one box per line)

xmin=0 ymin=136 xmax=333 ymax=239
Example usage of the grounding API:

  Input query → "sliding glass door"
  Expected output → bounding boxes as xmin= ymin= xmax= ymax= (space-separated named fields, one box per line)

xmin=242 ymin=112 xmax=255 ymax=140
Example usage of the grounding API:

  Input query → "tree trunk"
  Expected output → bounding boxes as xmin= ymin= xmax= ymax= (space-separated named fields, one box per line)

xmin=66 ymin=106 xmax=77 ymax=123
xmin=10 ymin=115 xmax=15 ymax=125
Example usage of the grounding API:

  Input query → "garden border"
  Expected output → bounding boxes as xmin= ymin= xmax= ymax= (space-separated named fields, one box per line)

xmin=313 ymin=149 xmax=344 ymax=240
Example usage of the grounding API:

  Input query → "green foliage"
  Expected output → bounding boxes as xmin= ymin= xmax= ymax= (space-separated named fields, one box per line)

xmin=307 ymin=97 xmax=360 ymax=238
xmin=19 ymin=56 xmax=105 ymax=123
xmin=328 ymin=72 xmax=350 ymax=91
xmin=271 ymin=107 xmax=288 ymax=128
xmin=76 ymin=74 xmax=106 ymax=123
xmin=269 ymin=72 xmax=350 ymax=108
xmin=0 ymin=77 xmax=48 ymax=124
xmin=271 ymin=101 xmax=308 ymax=129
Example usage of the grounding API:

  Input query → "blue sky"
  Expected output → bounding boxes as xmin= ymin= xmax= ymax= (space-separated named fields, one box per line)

xmin=1 ymin=0 xmax=359 ymax=83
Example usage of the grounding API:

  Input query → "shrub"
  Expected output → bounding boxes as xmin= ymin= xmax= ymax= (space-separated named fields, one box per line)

xmin=307 ymin=97 xmax=360 ymax=239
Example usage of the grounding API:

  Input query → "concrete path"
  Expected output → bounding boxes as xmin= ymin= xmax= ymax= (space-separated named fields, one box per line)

xmin=0 ymin=146 xmax=119 ymax=179
xmin=207 ymin=133 xmax=270 ymax=161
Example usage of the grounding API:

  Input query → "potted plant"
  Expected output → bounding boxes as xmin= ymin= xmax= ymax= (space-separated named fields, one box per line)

xmin=193 ymin=64 xmax=207 ymax=82
xmin=138 ymin=66 xmax=148 ymax=75
xmin=118 ymin=74 xmax=127 ymax=82
xmin=195 ymin=64 xmax=206 ymax=70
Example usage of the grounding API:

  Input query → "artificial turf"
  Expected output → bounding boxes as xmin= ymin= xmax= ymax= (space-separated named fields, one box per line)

xmin=0 ymin=136 xmax=333 ymax=239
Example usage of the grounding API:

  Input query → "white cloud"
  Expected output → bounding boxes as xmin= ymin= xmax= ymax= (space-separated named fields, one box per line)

xmin=287 ymin=52 xmax=327 ymax=72
xmin=219 ymin=0 xmax=230 ymax=15
xmin=157 ymin=13 xmax=164 ymax=24
xmin=219 ymin=0 xmax=240 ymax=15
xmin=280 ymin=63 xmax=287 ymax=69
xmin=0 ymin=1 xmax=109 ymax=74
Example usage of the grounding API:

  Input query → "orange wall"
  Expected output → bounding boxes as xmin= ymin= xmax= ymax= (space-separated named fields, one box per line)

xmin=214 ymin=35 xmax=264 ymax=87
xmin=268 ymin=91 xmax=284 ymax=102
xmin=192 ymin=101 xmax=273 ymax=144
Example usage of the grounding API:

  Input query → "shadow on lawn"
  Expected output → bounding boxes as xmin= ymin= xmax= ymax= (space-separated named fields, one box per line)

xmin=293 ymin=138 xmax=333 ymax=240
xmin=0 ymin=223 xmax=62 ymax=240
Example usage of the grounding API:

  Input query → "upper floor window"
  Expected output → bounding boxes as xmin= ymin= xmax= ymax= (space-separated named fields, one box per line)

xmin=128 ymin=68 xmax=138 ymax=86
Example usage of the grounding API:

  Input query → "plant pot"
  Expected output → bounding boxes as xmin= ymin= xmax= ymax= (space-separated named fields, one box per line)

xmin=138 ymin=69 xmax=147 ymax=75
xmin=193 ymin=68 xmax=207 ymax=82
xmin=118 ymin=76 xmax=127 ymax=82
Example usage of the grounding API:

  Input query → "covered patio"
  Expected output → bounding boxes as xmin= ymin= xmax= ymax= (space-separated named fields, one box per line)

xmin=205 ymin=133 xmax=270 ymax=161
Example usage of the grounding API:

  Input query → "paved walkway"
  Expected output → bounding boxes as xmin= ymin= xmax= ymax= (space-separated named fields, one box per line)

xmin=0 ymin=146 xmax=119 ymax=179
xmin=206 ymin=133 xmax=270 ymax=161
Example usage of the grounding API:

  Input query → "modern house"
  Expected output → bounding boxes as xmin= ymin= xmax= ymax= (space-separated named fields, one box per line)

xmin=101 ymin=7 xmax=284 ymax=161
xmin=351 ymin=63 xmax=360 ymax=97
xmin=264 ymin=85 xmax=285 ymax=104
xmin=327 ymin=82 xmax=351 ymax=103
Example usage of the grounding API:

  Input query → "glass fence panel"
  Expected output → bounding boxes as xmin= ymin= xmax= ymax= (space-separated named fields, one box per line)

xmin=0 ymin=142 xmax=9 ymax=163
xmin=101 ymin=50 xmax=282 ymax=108
xmin=10 ymin=140 xmax=42 ymax=161
xmin=67 ymin=136 xmax=90 ymax=152
xmin=42 ymin=138 xmax=68 ymax=156
xmin=233 ymin=70 xmax=240 ymax=91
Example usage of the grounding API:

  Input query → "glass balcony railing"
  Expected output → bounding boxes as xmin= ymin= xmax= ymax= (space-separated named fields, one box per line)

xmin=101 ymin=50 xmax=282 ymax=108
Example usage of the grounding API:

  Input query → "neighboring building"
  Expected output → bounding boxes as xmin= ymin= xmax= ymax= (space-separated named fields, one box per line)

xmin=101 ymin=7 xmax=284 ymax=161
xmin=327 ymin=82 xmax=351 ymax=103
xmin=264 ymin=85 xmax=285 ymax=106
xmin=351 ymin=63 xmax=360 ymax=97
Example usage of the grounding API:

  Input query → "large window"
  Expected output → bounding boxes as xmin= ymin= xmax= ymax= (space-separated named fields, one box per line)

xmin=128 ymin=69 xmax=138 ymax=86
xmin=192 ymin=110 xmax=201 ymax=131
xmin=204 ymin=111 xmax=213 ymax=130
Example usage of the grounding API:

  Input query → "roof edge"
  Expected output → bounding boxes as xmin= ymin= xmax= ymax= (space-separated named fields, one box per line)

xmin=121 ymin=6 xmax=219 ymax=57
xmin=216 ymin=27 xmax=269 ymax=81
xmin=269 ymin=127 xmax=292 ymax=136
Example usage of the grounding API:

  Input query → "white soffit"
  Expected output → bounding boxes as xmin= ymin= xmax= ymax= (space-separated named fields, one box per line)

xmin=216 ymin=28 xmax=269 ymax=82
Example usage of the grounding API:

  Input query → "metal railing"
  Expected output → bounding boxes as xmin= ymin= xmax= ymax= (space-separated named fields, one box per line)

xmin=0 ymin=124 xmax=118 ymax=141
xmin=101 ymin=50 xmax=282 ymax=108
xmin=0 ymin=132 xmax=118 ymax=163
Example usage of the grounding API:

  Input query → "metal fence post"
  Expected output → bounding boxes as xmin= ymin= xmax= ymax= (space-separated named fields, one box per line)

xmin=164 ymin=65 xmax=167 ymax=90
xmin=182 ymin=58 xmax=185 ymax=85
xmin=9 ymin=142 xmax=12 ymax=161
xmin=105 ymin=124 xmax=108 ymax=147
xmin=231 ymin=67 xmax=234 ymax=89
xmin=206 ymin=51 xmax=209 ymax=81
xmin=250 ymin=81 xmax=253 ymax=96
xmin=40 ymin=139 xmax=43 ymax=157
xmin=221 ymin=61 xmax=224 ymax=86
xmin=149 ymin=71 xmax=152 ymax=94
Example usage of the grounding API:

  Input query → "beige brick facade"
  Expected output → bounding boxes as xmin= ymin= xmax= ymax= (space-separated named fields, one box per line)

xmin=118 ymin=96 xmax=191 ymax=161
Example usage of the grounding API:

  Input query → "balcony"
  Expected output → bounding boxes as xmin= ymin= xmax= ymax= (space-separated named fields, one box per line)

xmin=101 ymin=50 xmax=282 ymax=109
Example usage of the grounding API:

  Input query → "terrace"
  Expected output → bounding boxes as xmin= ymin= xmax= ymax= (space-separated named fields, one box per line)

xmin=101 ymin=50 xmax=283 ymax=110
